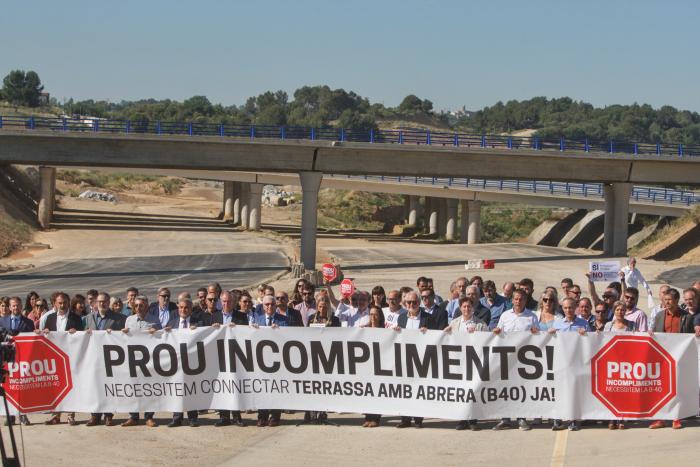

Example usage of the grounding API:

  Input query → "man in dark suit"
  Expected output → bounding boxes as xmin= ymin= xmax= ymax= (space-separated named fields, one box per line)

xmin=417 ymin=289 xmax=447 ymax=330
xmin=167 ymin=297 xmax=202 ymax=427
xmin=395 ymin=291 xmax=428 ymax=428
xmin=250 ymin=295 xmax=288 ymax=427
xmin=41 ymin=292 xmax=84 ymax=332
xmin=84 ymin=293 xmax=126 ymax=427
xmin=146 ymin=287 xmax=177 ymax=329
xmin=1 ymin=297 xmax=34 ymax=334
xmin=211 ymin=291 xmax=248 ymax=427
xmin=273 ymin=291 xmax=303 ymax=327
xmin=2 ymin=296 xmax=33 ymax=426
xmin=39 ymin=291 xmax=84 ymax=426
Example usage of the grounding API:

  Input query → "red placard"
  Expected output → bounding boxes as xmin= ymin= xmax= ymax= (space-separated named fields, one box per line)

xmin=339 ymin=279 xmax=355 ymax=298
xmin=321 ymin=263 xmax=337 ymax=282
xmin=590 ymin=335 xmax=676 ymax=418
xmin=3 ymin=335 xmax=74 ymax=413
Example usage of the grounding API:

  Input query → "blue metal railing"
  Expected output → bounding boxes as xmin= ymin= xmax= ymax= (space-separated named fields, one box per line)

xmin=327 ymin=175 xmax=700 ymax=207
xmin=2 ymin=114 xmax=700 ymax=158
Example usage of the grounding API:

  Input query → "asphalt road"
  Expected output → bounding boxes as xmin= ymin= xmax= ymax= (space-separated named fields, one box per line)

xmin=0 ymin=251 xmax=289 ymax=298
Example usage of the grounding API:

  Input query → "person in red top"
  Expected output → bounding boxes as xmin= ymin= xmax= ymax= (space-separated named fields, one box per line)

xmin=649 ymin=288 xmax=694 ymax=429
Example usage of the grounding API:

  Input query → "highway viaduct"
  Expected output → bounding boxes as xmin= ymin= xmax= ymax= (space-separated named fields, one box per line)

xmin=1 ymin=130 xmax=699 ymax=270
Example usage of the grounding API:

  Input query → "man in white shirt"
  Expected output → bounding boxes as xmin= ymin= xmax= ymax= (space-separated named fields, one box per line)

xmin=335 ymin=291 xmax=370 ymax=328
xmin=649 ymin=284 xmax=671 ymax=326
xmin=382 ymin=290 xmax=406 ymax=328
xmin=492 ymin=289 xmax=539 ymax=431
xmin=121 ymin=296 xmax=159 ymax=427
xmin=620 ymin=257 xmax=652 ymax=296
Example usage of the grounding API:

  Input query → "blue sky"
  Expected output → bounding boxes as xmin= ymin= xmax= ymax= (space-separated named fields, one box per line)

xmin=1 ymin=0 xmax=698 ymax=111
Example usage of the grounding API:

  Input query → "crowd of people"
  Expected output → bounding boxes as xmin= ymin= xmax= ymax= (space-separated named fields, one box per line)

xmin=1 ymin=256 xmax=699 ymax=431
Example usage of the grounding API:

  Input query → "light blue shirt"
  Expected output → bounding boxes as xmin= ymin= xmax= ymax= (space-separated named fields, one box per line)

xmin=481 ymin=295 xmax=507 ymax=330
xmin=222 ymin=311 xmax=233 ymax=325
xmin=158 ymin=307 xmax=169 ymax=328
xmin=553 ymin=316 xmax=590 ymax=332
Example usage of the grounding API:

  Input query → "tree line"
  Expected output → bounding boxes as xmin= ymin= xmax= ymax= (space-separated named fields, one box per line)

xmin=3 ymin=69 xmax=700 ymax=145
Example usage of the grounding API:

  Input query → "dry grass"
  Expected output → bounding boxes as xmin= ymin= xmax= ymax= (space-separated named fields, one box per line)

xmin=0 ymin=218 xmax=32 ymax=258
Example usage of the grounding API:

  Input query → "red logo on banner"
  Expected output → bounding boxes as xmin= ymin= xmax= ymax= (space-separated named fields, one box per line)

xmin=3 ymin=335 xmax=73 ymax=413
xmin=340 ymin=279 xmax=355 ymax=298
xmin=321 ymin=263 xmax=337 ymax=282
xmin=590 ymin=335 xmax=676 ymax=418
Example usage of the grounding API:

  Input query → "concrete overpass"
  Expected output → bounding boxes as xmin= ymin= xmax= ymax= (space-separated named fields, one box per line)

xmin=2 ymin=128 xmax=699 ymax=269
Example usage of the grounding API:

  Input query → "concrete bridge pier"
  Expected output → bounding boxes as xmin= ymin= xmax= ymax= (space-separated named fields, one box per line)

xmin=240 ymin=183 xmax=250 ymax=230
xmin=438 ymin=199 xmax=447 ymax=237
xmin=37 ymin=166 xmax=56 ymax=230
xmin=445 ymin=199 xmax=458 ymax=241
xmin=248 ymin=183 xmax=263 ymax=231
xmin=300 ymin=172 xmax=323 ymax=271
xmin=407 ymin=195 xmax=419 ymax=226
xmin=467 ymin=200 xmax=481 ymax=244
xmin=231 ymin=181 xmax=242 ymax=225
xmin=426 ymin=197 xmax=439 ymax=235
xmin=460 ymin=200 xmax=469 ymax=244
xmin=222 ymin=181 xmax=237 ymax=222
xmin=603 ymin=183 xmax=632 ymax=256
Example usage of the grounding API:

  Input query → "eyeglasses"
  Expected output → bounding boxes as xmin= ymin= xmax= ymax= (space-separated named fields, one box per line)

xmin=206 ymin=298 xmax=215 ymax=302
xmin=541 ymin=298 xmax=552 ymax=303
xmin=624 ymin=295 xmax=634 ymax=300
xmin=602 ymin=294 xmax=614 ymax=299
xmin=405 ymin=300 xmax=418 ymax=305
xmin=421 ymin=295 xmax=432 ymax=300
xmin=159 ymin=294 xmax=170 ymax=298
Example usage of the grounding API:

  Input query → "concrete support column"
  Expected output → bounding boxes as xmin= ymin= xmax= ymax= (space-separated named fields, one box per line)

xmin=222 ymin=181 xmax=235 ymax=222
xmin=37 ymin=166 xmax=56 ymax=229
xmin=603 ymin=184 xmax=615 ymax=255
xmin=467 ymin=200 xmax=481 ymax=245
xmin=300 ymin=172 xmax=323 ymax=271
xmin=460 ymin=199 xmax=469 ymax=244
xmin=231 ymin=181 xmax=242 ymax=225
xmin=427 ymin=197 xmax=438 ymax=235
xmin=239 ymin=183 xmax=250 ymax=230
xmin=445 ymin=198 xmax=458 ymax=241
xmin=407 ymin=195 xmax=418 ymax=226
xmin=248 ymin=183 xmax=263 ymax=231
xmin=612 ymin=183 xmax=632 ymax=256
xmin=438 ymin=199 xmax=448 ymax=237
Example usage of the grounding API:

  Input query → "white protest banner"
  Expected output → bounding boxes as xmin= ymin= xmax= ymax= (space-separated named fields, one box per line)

xmin=2 ymin=328 xmax=698 ymax=420
xmin=589 ymin=260 xmax=620 ymax=282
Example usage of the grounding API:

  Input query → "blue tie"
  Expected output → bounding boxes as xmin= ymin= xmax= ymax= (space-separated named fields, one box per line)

xmin=11 ymin=317 xmax=18 ymax=331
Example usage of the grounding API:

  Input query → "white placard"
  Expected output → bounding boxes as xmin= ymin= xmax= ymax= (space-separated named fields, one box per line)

xmin=589 ymin=260 xmax=620 ymax=282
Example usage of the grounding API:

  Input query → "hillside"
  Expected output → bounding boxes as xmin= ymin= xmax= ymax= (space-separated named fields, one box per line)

xmin=632 ymin=207 xmax=700 ymax=263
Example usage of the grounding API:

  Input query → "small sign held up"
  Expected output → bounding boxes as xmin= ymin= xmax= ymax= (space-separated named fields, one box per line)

xmin=588 ymin=260 xmax=620 ymax=282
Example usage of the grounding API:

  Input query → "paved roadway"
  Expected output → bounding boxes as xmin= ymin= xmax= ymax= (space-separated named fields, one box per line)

xmin=0 ymin=252 xmax=289 ymax=298
xmin=8 ymin=411 xmax=700 ymax=467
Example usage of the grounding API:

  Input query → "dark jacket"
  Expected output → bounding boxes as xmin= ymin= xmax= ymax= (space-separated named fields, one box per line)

xmin=167 ymin=311 xmax=210 ymax=329
xmin=419 ymin=305 xmax=448 ymax=330
xmin=0 ymin=315 xmax=35 ymax=335
xmin=84 ymin=310 xmax=126 ymax=331
xmin=146 ymin=302 xmax=178 ymax=328
xmin=43 ymin=312 xmax=84 ymax=331
xmin=396 ymin=311 xmax=431 ymax=329
xmin=279 ymin=307 xmax=304 ymax=327
xmin=652 ymin=308 xmax=695 ymax=333
xmin=306 ymin=313 xmax=340 ymax=327
xmin=211 ymin=310 xmax=249 ymax=326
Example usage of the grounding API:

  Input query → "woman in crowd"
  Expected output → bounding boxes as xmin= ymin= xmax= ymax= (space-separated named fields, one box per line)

xmin=444 ymin=297 xmax=487 ymax=430
xmin=604 ymin=301 xmax=635 ymax=333
xmin=536 ymin=290 xmax=558 ymax=331
xmin=23 ymin=291 xmax=39 ymax=315
xmin=371 ymin=286 xmax=388 ymax=309
xmin=110 ymin=296 xmax=124 ymax=315
xmin=604 ymin=301 xmax=633 ymax=430
xmin=362 ymin=305 xmax=385 ymax=427
xmin=0 ymin=297 xmax=9 ymax=318
xmin=307 ymin=294 xmax=339 ymax=327
xmin=28 ymin=298 xmax=48 ymax=329
xmin=290 ymin=278 xmax=312 ymax=306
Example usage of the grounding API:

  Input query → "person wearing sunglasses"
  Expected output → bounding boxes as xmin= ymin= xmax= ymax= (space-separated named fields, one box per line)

xmin=145 ymin=287 xmax=177 ymax=329
xmin=273 ymin=291 xmax=303 ymax=327
xmin=536 ymin=290 xmax=559 ymax=332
